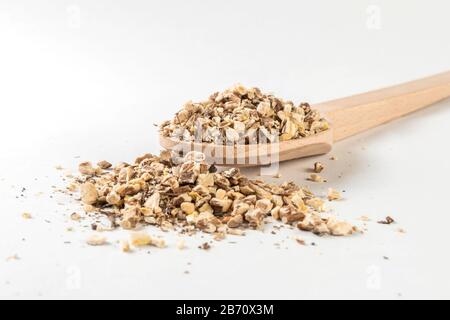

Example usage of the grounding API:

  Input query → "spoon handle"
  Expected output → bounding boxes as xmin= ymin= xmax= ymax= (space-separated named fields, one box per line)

xmin=315 ymin=71 xmax=450 ymax=141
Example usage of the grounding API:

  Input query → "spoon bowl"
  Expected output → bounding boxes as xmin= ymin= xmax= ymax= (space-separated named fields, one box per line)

xmin=160 ymin=129 xmax=333 ymax=167
xmin=160 ymin=71 xmax=450 ymax=167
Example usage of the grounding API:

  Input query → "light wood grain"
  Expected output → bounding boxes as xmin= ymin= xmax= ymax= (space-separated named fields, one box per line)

xmin=315 ymin=71 xmax=450 ymax=141
xmin=160 ymin=129 xmax=333 ymax=166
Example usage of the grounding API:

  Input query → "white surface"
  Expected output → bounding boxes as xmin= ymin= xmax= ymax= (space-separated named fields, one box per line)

xmin=1 ymin=0 xmax=450 ymax=300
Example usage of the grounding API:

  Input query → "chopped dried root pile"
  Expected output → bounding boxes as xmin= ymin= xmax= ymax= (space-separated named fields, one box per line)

xmin=160 ymin=84 xmax=329 ymax=144
xmin=66 ymin=152 xmax=356 ymax=239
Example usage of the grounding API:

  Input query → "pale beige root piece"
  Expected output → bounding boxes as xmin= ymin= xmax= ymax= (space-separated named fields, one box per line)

xmin=176 ymin=240 xmax=186 ymax=250
xmin=308 ymin=174 xmax=325 ymax=183
xmin=326 ymin=217 xmax=356 ymax=236
xmin=6 ymin=254 xmax=20 ymax=262
xmin=80 ymin=182 xmax=98 ymax=205
xmin=130 ymin=232 xmax=166 ymax=248
xmin=327 ymin=188 xmax=342 ymax=201
xmin=70 ymin=212 xmax=81 ymax=221
xmin=79 ymin=162 xmax=96 ymax=175
xmin=129 ymin=232 xmax=152 ymax=247
xmin=121 ymin=240 xmax=131 ymax=253
xmin=67 ymin=182 xmax=78 ymax=192
xmin=86 ymin=234 xmax=107 ymax=246
xmin=21 ymin=212 xmax=32 ymax=219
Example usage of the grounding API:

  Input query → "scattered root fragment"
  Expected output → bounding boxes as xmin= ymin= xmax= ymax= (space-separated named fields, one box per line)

xmin=327 ymin=188 xmax=341 ymax=201
xmin=121 ymin=240 xmax=131 ymax=253
xmin=295 ymin=237 xmax=307 ymax=246
xmin=299 ymin=215 xmax=357 ymax=236
xmin=70 ymin=212 xmax=81 ymax=221
xmin=227 ymin=229 xmax=246 ymax=236
xmin=97 ymin=160 xmax=112 ymax=170
xmin=199 ymin=242 xmax=211 ymax=250
xmin=67 ymin=182 xmax=78 ymax=192
xmin=83 ymin=204 xmax=96 ymax=213
xmin=6 ymin=254 xmax=20 ymax=262
xmin=80 ymin=182 xmax=98 ymax=205
xmin=21 ymin=212 xmax=32 ymax=220
xmin=78 ymin=162 xmax=96 ymax=175
xmin=152 ymin=238 xmax=167 ymax=248
xmin=86 ymin=234 xmax=107 ymax=246
xmin=313 ymin=162 xmax=324 ymax=173
xmin=130 ymin=232 xmax=152 ymax=247
xmin=378 ymin=216 xmax=395 ymax=225
xmin=130 ymin=232 xmax=166 ymax=248
xmin=176 ymin=240 xmax=186 ymax=250
xmin=327 ymin=217 xmax=356 ymax=236
xmin=96 ymin=225 xmax=114 ymax=232
xmin=213 ymin=232 xmax=226 ymax=241
xmin=308 ymin=174 xmax=326 ymax=183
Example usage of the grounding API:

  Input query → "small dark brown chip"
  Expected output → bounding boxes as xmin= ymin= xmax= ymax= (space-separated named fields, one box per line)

xmin=378 ymin=216 xmax=395 ymax=225
xmin=199 ymin=242 xmax=211 ymax=250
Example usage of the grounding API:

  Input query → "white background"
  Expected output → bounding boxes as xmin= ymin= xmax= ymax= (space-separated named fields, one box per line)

xmin=1 ymin=0 xmax=449 ymax=300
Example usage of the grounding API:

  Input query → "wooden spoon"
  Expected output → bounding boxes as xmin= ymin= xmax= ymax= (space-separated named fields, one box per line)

xmin=160 ymin=71 xmax=450 ymax=166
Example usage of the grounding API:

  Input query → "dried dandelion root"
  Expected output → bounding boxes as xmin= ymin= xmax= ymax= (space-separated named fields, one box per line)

xmin=130 ymin=232 xmax=166 ymax=248
xmin=22 ymin=212 xmax=32 ymax=219
xmin=67 ymin=151 xmax=356 ymax=238
xmin=86 ymin=235 xmax=107 ymax=246
xmin=121 ymin=240 xmax=131 ymax=253
xmin=308 ymin=174 xmax=325 ymax=183
xmin=378 ymin=216 xmax=395 ymax=225
xmin=160 ymin=84 xmax=329 ymax=145
xmin=313 ymin=162 xmax=324 ymax=173
xmin=327 ymin=188 xmax=341 ymax=201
